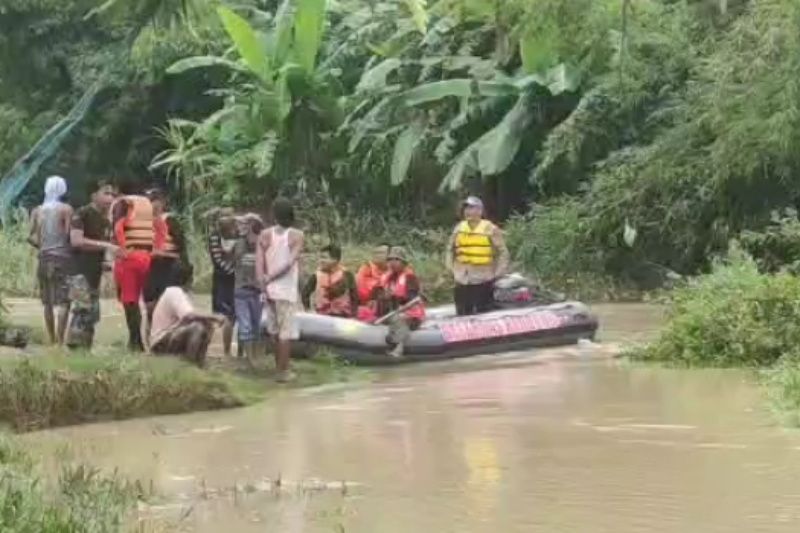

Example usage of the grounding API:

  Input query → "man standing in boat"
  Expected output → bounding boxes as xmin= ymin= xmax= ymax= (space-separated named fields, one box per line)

xmin=111 ymin=184 xmax=154 ymax=352
xmin=256 ymin=197 xmax=304 ymax=383
xmin=445 ymin=196 xmax=509 ymax=316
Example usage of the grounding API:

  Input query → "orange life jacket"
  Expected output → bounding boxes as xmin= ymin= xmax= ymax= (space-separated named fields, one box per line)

xmin=356 ymin=262 xmax=386 ymax=305
xmin=112 ymin=195 xmax=153 ymax=251
xmin=153 ymin=213 xmax=179 ymax=258
xmin=315 ymin=267 xmax=353 ymax=317
xmin=380 ymin=268 xmax=425 ymax=321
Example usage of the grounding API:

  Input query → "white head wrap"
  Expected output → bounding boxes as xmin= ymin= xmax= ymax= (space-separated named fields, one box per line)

xmin=43 ymin=176 xmax=67 ymax=206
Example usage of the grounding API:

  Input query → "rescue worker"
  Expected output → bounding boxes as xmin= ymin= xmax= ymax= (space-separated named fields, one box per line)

xmin=445 ymin=196 xmax=509 ymax=316
xmin=376 ymin=246 xmax=425 ymax=358
xmin=144 ymin=188 xmax=188 ymax=331
xmin=355 ymin=244 xmax=389 ymax=322
xmin=301 ymin=244 xmax=359 ymax=318
xmin=111 ymin=185 xmax=154 ymax=352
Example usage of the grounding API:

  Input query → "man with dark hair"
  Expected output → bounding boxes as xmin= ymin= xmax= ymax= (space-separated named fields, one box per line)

xmin=66 ymin=180 xmax=120 ymax=349
xmin=355 ymin=244 xmax=389 ymax=321
xmin=301 ymin=243 xmax=359 ymax=318
xmin=149 ymin=263 xmax=225 ymax=367
xmin=143 ymin=188 xmax=188 ymax=331
xmin=256 ymin=197 xmax=304 ymax=382
xmin=111 ymin=184 xmax=154 ymax=351
xmin=206 ymin=207 xmax=237 ymax=357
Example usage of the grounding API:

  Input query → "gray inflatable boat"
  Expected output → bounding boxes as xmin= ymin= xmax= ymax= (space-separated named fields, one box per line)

xmin=293 ymin=300 xmax=598 ymax=365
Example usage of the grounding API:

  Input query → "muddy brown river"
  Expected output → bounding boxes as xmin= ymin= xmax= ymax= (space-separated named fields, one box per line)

xmin=19 ymin=304 xmax=800 ymax=532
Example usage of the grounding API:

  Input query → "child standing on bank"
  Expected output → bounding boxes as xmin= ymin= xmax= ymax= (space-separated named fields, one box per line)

xmin=233 ymin=214 xmax=265 ymax=363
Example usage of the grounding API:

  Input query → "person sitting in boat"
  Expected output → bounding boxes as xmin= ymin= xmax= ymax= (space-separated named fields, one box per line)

xmin=149 ymin=263 xmax=226 ymax=367
xmin=375 ymin=246 xmax=426 ymax=358
xmin=301 ymin=243 xmax=359 ymax=318
xmin=445 ymin=196 xmax=509 ymax=316
xmin=355 ymin=244 xmax=389 ymax=322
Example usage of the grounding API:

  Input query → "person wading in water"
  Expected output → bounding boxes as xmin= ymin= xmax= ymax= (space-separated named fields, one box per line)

xmin=67 ymin=180 xmax=121 ymax=349
xmin=28 ymin=176 xmax=74 ymax=345
xmin=445 ymin=196 xmax=509 ymax=316
xmin=256 ymin=197 xmax=304 ymax=383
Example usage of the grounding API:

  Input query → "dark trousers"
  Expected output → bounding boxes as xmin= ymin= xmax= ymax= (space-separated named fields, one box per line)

xmin=454 ymin=282 xmax=494 ymax=316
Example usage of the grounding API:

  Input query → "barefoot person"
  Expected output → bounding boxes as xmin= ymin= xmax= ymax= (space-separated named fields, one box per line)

xmin=67 ymin=180 xmax=120 ymax=349
xmin=149 ymin=264 xmax=224 ymax=367
xmin=111 ymin=185 xmax=153 ymax=352
xmin=256 ymin=197 xmax=304 ymax=383
xmin=28 ymin=176 xmax=73 ymax=345
xmin=233 ymin=214 xmax=265 ymax=363
xmin=207 ymin=208 xmax=237 ymax=356
xmin=445 ymin=196 xmax=509 ymax=316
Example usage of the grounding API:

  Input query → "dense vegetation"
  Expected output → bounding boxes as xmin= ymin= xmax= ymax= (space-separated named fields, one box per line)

xmin=6 ymin=0 xmax=800 ymax=289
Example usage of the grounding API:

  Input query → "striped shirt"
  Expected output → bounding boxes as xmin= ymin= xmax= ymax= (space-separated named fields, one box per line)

xmin=208 ymin=230 xmax=235 ymax=275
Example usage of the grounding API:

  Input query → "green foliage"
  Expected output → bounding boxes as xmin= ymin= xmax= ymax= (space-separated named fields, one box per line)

xmin=0 ymin=354 xmax=261 ymax=432
xmin=0 ymin=438 xmax=141 ymax=532
xmin=763 ymin=358 xmax=800 ymax=427
xmin=739 ymin=209 xmax=800 ymax=274
xmin=633 ymin=248 xmax=800 ymax=367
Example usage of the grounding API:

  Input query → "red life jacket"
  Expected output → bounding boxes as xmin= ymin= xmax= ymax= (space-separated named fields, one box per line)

xmin=380 ymin=268 xmax=425 ymax=321
xmin=356 ymin=262 xmax=386 ymax=305
xmin=315 ymin=267 xmax=353 ymax=317
xmin=153 ymin=213 xmax=180 ymax=258
xmin=112 ymin=195 xmax=153 ymax=251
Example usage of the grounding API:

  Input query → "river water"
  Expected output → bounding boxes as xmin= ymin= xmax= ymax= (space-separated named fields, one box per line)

xmin=20 ymin=304 xmax=800 ymax=532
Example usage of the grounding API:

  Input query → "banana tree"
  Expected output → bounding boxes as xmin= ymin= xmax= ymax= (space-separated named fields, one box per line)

xmin=154 ymin=0 xmax=340 ymax=200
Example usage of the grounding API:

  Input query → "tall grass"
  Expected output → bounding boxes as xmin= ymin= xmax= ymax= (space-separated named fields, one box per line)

xmin=0 ymin=437 xmax=144 ymax=532
xmin=0 ymin=210 xmax=37 ymax=298
xmin=0 ymin=354 xmax=263 ymax=432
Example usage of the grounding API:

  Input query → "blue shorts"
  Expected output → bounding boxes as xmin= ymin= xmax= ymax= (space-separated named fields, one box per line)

xmin=234 ymin=287 xmax=263 ymax=343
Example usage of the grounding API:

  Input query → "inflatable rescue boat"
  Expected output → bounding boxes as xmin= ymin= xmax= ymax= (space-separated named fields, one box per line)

xmin=290 ymin=274 xmax=598 ymax=365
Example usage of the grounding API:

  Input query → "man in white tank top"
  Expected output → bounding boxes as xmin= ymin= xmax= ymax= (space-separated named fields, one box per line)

xmin=255 ymin=197 xmax=304 ymax=383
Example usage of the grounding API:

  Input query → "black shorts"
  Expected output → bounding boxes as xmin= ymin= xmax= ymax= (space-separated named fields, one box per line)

xmin=144 ymin=257 xmax=181 ymax=305
xmin=212 ymin=271 xmax=236 ymax=319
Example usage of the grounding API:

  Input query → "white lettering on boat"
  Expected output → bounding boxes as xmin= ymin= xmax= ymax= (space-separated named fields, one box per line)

xmin=439 ymin=312 xmax=564 ymax=343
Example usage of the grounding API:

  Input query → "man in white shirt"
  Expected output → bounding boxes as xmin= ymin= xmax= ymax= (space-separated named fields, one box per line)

xmin=150 ymin=264 xmax=225 ymax=367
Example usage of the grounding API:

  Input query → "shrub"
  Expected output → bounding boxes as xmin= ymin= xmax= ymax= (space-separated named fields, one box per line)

xmin=633 ymin=248 xmax=800 ymax=367
xmin=763 ymin=357 xmax=800 ymax=427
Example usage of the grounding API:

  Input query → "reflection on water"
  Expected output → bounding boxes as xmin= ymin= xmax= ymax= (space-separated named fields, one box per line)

xmin=20 ymin=304 xmax=800 ymax=532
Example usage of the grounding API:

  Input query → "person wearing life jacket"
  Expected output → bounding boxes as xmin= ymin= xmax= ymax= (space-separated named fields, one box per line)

xmin=445 ymin=196 xmax=509 ymax=316
xmin=355 ymin=244 xmax=389 ymax=322
xmin=301 ymin=243 xmax=358 ymax=318
xmin=376 ymin=246 xmax=425 ymax=358
xmin=143 ymin=188 xmax=189 ymax=334
xmin=111 ymin=184 xmax=154 ymax=352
